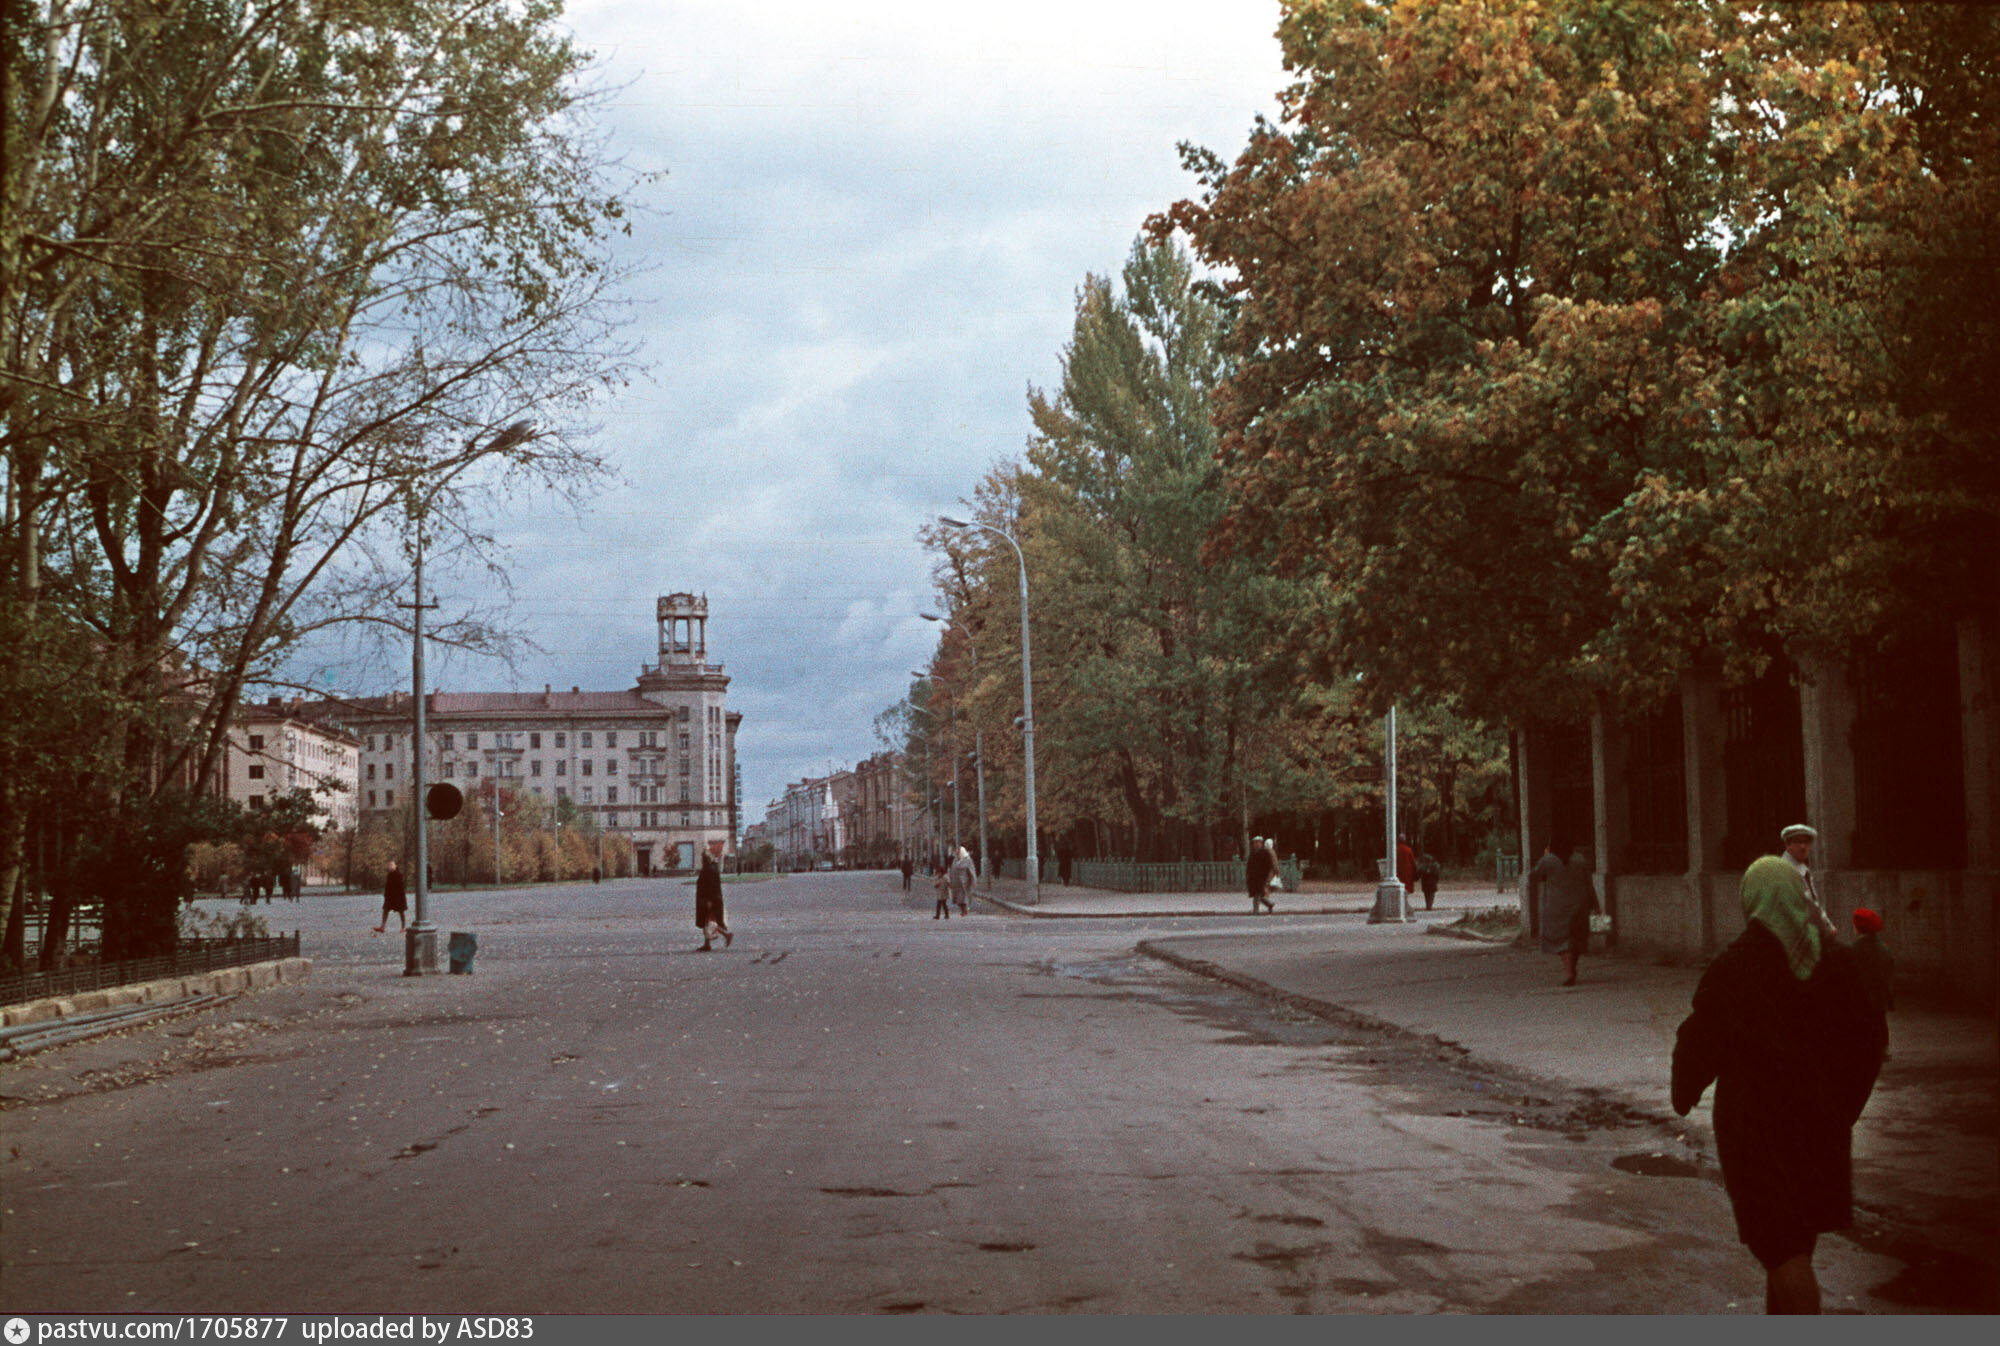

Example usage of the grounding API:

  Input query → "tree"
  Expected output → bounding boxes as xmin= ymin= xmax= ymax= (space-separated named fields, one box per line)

xmin=2 ymin=0 xmax=636 ymax=957
xmin=1158 ymin=0 xmax=1998 ymax=725
xmin=918 ymin=238 xmax=1388 ymax=864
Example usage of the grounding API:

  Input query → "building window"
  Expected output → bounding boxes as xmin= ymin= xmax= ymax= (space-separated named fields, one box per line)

xmin=366 ymin=764 xmax=376 ymax=781
xmin=248 ymin=794 xmax=264 ymax=809
xmin=555 ymin=732 xmax=566 ymax=749
xmin=249 ymin=734 xmax=265 ymax=751
xmin=605 ymin=731 xmax=617 ymax=748
xmin=679 ymin=705 xmax=691 ymax=722
xmin=679 ymin=731 xmax=690 ymax=751
xmin=581 ymin=731 xmax=592 ymax=748
xmin=556 ymin=786 xmax=567 ymax=798
xmin=500 ymin=760 xmax=514 ymax=777
xmin=583 ymin=787 xmax=594 ymax=802
xmin=581 ymin=760 xmax=592 ymax=777
xmin=606 ymin=759 xmax=618 ymax=775
xmin=367 ymin=735 xmax=375 ymax=751
xmin=367 ymin=790 xmax=376 ymax=808
xmin=680 ymin=784 xmax=690 ymax=803
xmin=530 ymin=759 xmax=542 ymax=776
xmin=529 ymin=732 xmax=541 ymax=749
xmin=606 ymin=812 xmax=618 ymax=828
xmin=384 ymin=762 xmax=394 ymax=779
xmin=466 ymin=762 xmax=478 ymax=778
xmin=444 ymin=762 xmax=455 ymax=779
xmin=247 ymin=764 xmax=265 ymax=780
xmin=555 ymin=760 xmax=566 ymax=777
xmin=607 ymin=786 xmax=618 ymax=804
xmin=385 ymin=790 xmax=394 ymax=807
xmin=466 ymin=733 xmax=478 ymax=749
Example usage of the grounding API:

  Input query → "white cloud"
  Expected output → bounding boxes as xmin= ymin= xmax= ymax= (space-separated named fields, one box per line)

xmin=343 ymin=1 xmax=1288 ymax=812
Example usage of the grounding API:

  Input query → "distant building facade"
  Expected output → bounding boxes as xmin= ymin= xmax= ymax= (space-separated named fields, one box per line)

xmin=765 ymin=777 xmax=835 ymax=871
xmin=315 ymin=593 xmax=741 ymax=874
xmin=214 ymin=698 xmax=361 ymax=834
xmin=761 ymin=752 xmax=916 ymax=870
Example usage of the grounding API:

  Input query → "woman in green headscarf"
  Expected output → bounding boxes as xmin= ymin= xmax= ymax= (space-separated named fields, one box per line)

xmin=1671 ymin=854 xmax=1887 ymax=1313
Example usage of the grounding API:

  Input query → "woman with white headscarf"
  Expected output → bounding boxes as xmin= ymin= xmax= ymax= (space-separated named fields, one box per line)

xmin=1671 ymin=855 xmax=1887 ymax=1313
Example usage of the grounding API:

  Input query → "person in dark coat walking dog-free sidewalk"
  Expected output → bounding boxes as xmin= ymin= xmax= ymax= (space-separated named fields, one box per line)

xmin=374 ymin=862 xmax=406 ymax=933
xmin=693 ymin=852 xmax=731 ymax=951
xmin=1672 ymin=854 xmax=1887 ymax=1314
xmin=1245 ymin=837 xmax=1276 ymax=913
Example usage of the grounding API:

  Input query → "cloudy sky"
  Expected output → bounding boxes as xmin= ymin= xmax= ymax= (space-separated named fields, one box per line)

xmin=410 ymin=0 xmax=1286 ymax=815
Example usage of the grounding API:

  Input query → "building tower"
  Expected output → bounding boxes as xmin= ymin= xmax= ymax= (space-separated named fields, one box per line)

xmin=657 ymin=592 xmax=709 ymax=666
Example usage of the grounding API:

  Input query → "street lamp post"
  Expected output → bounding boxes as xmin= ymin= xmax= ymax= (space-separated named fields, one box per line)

xmin=399 ymin=423 xmax=532 ymax=975
xmin=401 ymin=511 xmax=440 ymax=976
xmin=939 ymin=516 xmax=1037 ymax=906
xmin=1368 ymin=704 xmax=1410 ymax=923
xmin=909 ymin=695 xmax=942 ymax=871
xmin=923 ymin=611 xmax=991 ymax=891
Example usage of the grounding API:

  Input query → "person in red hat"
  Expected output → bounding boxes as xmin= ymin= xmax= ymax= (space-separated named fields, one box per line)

xmin=1850 ymin=908 xmax=1895 ymax=1013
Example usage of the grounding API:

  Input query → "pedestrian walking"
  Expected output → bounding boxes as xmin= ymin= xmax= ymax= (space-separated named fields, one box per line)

xmin=1057 ymin=846 xmax=1073 ymax=887
xmin=900 ymin=855 xmax=914 ymax=892
xmin=1417 ymin=851 xmax=1441 ymax=911
xmin=374 ymin=861 xmax=407 ymax=934
xmin=693 ymin=850 xmax=731 ymax=951
xmin=932 ymin=862 xmax=952 ymax=920
xmin=948 ymin=845 xmax=975 ymax=915
xmin=1531 ymin=837 xmax=1594 ymax=985
xmin=1396 ymin=835 xmax=1417 ymax=899
xmin=1672 ymin=855 xmax=1888 ymax=1314
xmin=1246 ymin=836 xmax=1276 ymax=913
xmin=1779 ymin=824 xmax=1838 ymax=938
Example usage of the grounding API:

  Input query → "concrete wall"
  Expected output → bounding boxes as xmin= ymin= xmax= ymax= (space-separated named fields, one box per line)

xmin=1607 ymin=874 xmax=1701 ymax=955
xmin=1605 ymin=866 xmax=1993 ymax=1001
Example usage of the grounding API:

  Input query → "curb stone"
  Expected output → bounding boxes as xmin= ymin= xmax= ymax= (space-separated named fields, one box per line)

xmin=0 ymin=957 xmax=313 ymax=1029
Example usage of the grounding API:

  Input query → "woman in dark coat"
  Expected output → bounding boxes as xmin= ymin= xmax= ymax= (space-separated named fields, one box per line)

xmin=1672 ymin=855 xmax=1887 ymax=1314
xmin=374 ymin=862 xmax=407 ymax=934
xmin=1245 ymin=837 xmax=1276 ymax=913
xmin=1532 ymin=838 xmax=1593 ymax=985
xmin=694 ymin=852 xmax=730 ymax=950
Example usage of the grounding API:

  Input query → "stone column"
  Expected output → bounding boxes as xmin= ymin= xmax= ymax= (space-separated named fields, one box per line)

xmin=1961 ymin=615 xmax=1997 ymax=872
xmin=1798 ymin=654 xmax=1859 ymax=870
xmin=1516 ymin=722 xmax=1554 ymax=941
xmin=1681 ymin=667 xmax=1728 ymax=949
xmin=1592 ymin=700 xmax=1630 ymax=946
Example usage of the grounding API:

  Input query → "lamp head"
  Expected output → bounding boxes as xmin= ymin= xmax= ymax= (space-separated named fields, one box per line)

xmin=939 ymin=516 xmax=969 ymax=528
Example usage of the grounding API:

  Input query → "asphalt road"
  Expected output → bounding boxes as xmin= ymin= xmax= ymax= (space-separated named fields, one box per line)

xmin=3 ymin=872 xmax=1777 ymax=1313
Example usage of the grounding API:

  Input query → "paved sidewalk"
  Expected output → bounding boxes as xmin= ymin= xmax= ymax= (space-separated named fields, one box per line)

xmin=974 ymin=875 xmax=1512 ymax=919
xmin=973 ymin=874 xmax=1996 ymax=1310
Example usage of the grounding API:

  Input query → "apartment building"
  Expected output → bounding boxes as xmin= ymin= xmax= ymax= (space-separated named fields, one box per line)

xmin=315 ymin=593 xmax=741 ymax=874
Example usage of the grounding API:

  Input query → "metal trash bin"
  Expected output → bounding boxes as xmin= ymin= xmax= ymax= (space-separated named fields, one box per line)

xmin=447 ymin=931 xmax=478 ymax=974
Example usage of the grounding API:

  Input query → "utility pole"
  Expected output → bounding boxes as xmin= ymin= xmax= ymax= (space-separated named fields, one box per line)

xmin=399 ymin=506 xmax=439 ymax=976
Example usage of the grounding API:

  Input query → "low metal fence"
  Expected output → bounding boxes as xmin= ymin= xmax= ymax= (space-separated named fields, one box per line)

xmin=998 ymin=857 xmax=1304 ymax=893
xmin=1496 ymin=853 xmax=1522 ymax=891
xmin=0 ymin=934 xmax=300 ymax=1009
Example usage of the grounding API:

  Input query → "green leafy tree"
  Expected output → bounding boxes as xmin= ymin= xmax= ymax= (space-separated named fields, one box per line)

xmin=1158 ymin=0 xmax=1998 ymax=725
xmin=1 ymin=0 xmax=637 ymax=955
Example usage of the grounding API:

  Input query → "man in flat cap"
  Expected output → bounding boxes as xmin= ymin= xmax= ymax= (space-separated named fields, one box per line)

xmin=1781 ymin=824 xmax=1838 ymax=936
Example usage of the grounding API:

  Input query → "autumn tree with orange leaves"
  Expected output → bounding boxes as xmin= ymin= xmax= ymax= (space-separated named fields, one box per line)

xmin=1158 ymin=0 xmax=1998 ymax=724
